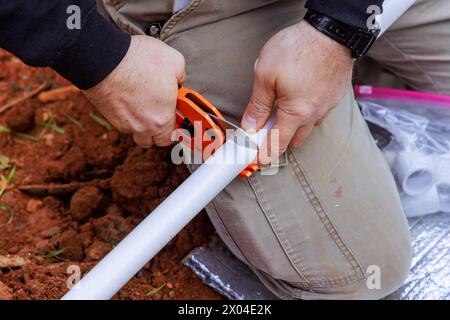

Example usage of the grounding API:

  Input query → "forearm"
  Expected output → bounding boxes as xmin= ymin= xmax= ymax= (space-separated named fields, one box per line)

xmin=0 ymin=0 xmax=130 ymax=89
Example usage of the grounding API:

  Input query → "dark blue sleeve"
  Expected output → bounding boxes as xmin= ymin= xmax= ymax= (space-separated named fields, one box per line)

xmin=305 ymin=0 xmax=385 ymax=29
xmin=0 ymin=0 xmax=131 ymax=89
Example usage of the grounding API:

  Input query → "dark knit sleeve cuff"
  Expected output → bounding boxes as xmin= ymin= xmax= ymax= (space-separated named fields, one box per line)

xmin=305 ymin=0 xmax=384 ymax=30
xmin=50 ymin=7 xmax=131 ymax=90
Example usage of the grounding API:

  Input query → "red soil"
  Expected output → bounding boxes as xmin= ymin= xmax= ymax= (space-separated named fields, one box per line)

xmin=0 ymin=50 xmax=221 ymax=300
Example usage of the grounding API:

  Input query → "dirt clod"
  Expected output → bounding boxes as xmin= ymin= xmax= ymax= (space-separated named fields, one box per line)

xmin=85 ymin=240 xmax=111 ymax=261
xmin=26 ymin=198 xmax=44 ymax=212
xmin=3 ymin=102 xmax=35 ymax=132
xmin=70 ymin=186 xmax=107 ymax=221
xmin=111 ymin=148 xmax=188 ymax=215
xmin=40 ymin=226 xmax=61 ymax=238
xmin=92 ymin=210 xmax=130 ymax=246
xmin=57 ymin=229 xmax=84 ymax=261
xmin=0 ymin=281 xmax=13 ymax=300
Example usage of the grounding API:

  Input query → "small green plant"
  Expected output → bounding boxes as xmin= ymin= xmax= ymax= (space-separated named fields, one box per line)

xmin=0 ymin=203 xmax=13 ymax=227
xmin=45 ymin=248 xmax=67 ymax=261
xmin=0 ymin=125 xmax=41 ymax=141
xmin=146 ymin=283 xmax=166 ymax=297
xmin=13 ymin=132 xmax=41 ymax=141
xmin=0 ymin=155 xmax=10 ymax=170
xmin=0 ymin=163 xmax=15 ymax=198
xmin=61 ymin=111 xmax=85 ymax=131
xmin=36 ymin=120 xmax=65 ymax=135
xmin=0 ymin=204 xmax=10 ymax=212
xmin=0 ymin=158 xmax=14 ymax=226
xmin=89 ymin=112 xmax=112 ymax=130
xmin=0 ymin=156 xmax=12 ymax=201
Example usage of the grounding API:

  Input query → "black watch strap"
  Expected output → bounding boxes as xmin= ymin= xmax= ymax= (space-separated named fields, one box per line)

xmin=304 ymin=9 xmax=380 ymax=59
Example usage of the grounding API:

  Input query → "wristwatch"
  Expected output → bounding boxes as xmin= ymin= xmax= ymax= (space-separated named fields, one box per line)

xmin=304 ymin=9 xmax=380 ymax=59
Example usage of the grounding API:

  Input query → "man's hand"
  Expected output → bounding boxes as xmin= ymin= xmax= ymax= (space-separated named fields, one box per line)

xmin=241 ymin=21 xmax=354 ymax=164
xmin=82 ymin=35 xmax=186 ymax=148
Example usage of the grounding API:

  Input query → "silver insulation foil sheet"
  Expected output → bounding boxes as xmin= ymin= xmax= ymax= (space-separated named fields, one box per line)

xmin=183 ymin=212 xmax=450 ymax=300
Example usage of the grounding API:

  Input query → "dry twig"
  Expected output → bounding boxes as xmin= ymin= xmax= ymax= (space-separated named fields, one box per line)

xmin=0 ymin=82 xmax=48 ymax=115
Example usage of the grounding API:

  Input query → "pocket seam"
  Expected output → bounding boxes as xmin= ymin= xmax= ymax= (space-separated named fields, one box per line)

xmin=208 ymin=200 xmax=252 ymax=265
xmin=248 ymin=172 xmax=366 ymax=288
xmin=287 ymin=148 xmax=366 ymax=286
xmin=247 ymin=177 xmax=311 ymax=286
xmin=160 ymin=0 xmax=203 ymax=40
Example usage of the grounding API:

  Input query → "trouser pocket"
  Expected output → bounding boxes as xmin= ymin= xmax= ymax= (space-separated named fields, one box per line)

xmin=101 ymin=0 xmax=285 ymax=39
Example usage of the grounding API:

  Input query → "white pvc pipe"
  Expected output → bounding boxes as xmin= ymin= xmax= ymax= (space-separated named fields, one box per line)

xmin=62 ymin=117 xmax=274 ymax=300
xmin=401 ymin=187 xmax=441 ymax=218
xmin=436 ymin=159 xmax=450 ymax=213
xmin=377 ymin=0 xmax=416 ymax=36
xmin=394 ymin=150 xmax=436 ymax=197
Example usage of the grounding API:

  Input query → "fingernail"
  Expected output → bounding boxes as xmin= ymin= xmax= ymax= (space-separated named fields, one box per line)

xmin=253 ymin=58 xmax=259 ymax=72
xmin=241 ymin=113 xmax=258 ymax=131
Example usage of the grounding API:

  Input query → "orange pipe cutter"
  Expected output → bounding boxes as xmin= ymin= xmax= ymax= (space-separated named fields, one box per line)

xmin=175 ymin=87 xmax=259 ymax=178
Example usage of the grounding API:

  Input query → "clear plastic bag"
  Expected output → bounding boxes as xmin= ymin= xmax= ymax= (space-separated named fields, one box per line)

xmin=356 ymin=86 xmax=450 ymax=217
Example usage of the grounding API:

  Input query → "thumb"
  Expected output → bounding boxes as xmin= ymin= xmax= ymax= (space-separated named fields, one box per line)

xmin=177 ymin=67 xmax=186 ymax=84
xmin=172 ymin=51 xmax=186 ymax=84
xmin=241 ymin=74 xmax=276 ymax=131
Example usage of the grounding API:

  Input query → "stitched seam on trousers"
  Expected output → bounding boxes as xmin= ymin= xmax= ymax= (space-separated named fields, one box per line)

xmin=288 ymin=149 xmax=365 ymax=283
xmin=209 ymin=200 xmax=253 ymax=266
xmin=250 ymin=266 xmax=300 ymax=300
xmin=249 ymin=170 xmax=366 ymax=289
xmin=375 ymin=36 xmax=443 ymax=94
xmin=247 ymin=177 xmax=310 ymax=286
xmin=109 ymin=0 xmax=142 ymax=35
xmin=287 ymin=149 xmax=366 ymax=287
xmin=160 ymin=0 xmax=203 ymax=40
xmin=112 ymin=0 xmax=125 ymax=10
xmin=321 ymin=97 xmax=356 ymax=181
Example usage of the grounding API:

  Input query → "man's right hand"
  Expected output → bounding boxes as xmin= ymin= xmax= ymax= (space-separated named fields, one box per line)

xmin=82 ymin=35 xmax=186 ymax=148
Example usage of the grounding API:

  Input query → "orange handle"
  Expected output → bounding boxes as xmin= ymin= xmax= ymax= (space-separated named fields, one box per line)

xmin=176 ymin=87 xmax=259 ymax=178
xmin=175 ymin=87 xmax=225 ymax=155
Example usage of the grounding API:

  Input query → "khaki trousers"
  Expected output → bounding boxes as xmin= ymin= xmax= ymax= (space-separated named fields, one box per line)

xmin=100 ymin=0 xmax=450 ymax=299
